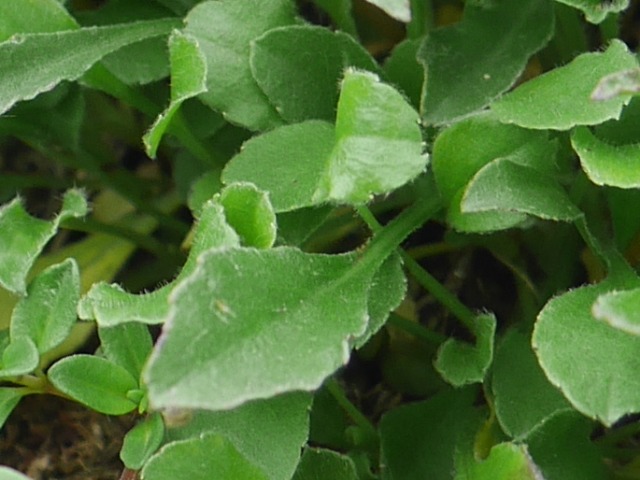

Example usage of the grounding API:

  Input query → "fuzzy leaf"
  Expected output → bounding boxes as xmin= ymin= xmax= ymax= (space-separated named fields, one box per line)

xmin=144 ymin=29 xmax=208 ymax=158
xmin=314 ymin=69 xmax=426 ymax=204
xmin=0 ymin=189 xmax=87 ymax=295
xmin=166 ymin=393 xmax=311 ymax=480
xmin=0 ymin=389 xmax=23 ymax=429
xmin=142 ymin=434 xmax=269 ymax=480
xmin=571 ymin=126 xmax=640 ymax=189
xmin=384 ymin=38 xmax=423 ymax=108
xmin=291 ymin=448 xmax=359 ymax=480
xmin=435 ymin=313 xmax=496 ymax=387
xmin=491 ymin=329 xmax=571 ymax=440
xmin=219 ymin=183 xmax=277 ymax=249
xmin=591 ymin=68 xmax=640 ymax=101
xmin=533 ymin=282 xmax=640 ymax=425
xmin=11 ymin=259 xmax=80 ymax=354
xmin=99 ymin=322 xmax=153 ymax=379
xmin=78 ymin=200 xmax=240 ymax=326
xmin=553 ymin=0 xmax=629 ymax=24
xmin=0 ymin=337 xmax=38 ymax=377
xmin=250 ymin=25 xmax=378 ymax=123
xmin=222 ymin=121 xmax=335 ymax=212
xmin=461 ymin=158 xmax=581 ymax=222
xmin=121 ymin=413 xmax=165 ymax=470
xmin=419 ymin=0 xmax=554 ymax=124
xmin=0 ymin=18 xmax=179 ymax=116
xmin=593 ymin=287 xmax=640 ymax=336
xmin=48 ymin=354 xmax=139 ymax=415
xmin=0 ymin=0 xmax=77 ymax=42
xmin=184 ymin=0 xmax=297 ymax=131
xmin=491 ymin=40 xmax=638 ymax=130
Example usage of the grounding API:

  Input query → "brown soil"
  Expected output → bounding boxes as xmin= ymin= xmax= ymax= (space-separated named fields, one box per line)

xmin=0 ymin=395 xmax=137 ymax=480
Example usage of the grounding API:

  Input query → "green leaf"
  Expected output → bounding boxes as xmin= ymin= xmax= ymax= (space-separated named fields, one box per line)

xmin=250 ymin=25 xmax=378 ymax=123
xmin=166 ymin=392 xmax=311 ymax=480
xmin=10 ymin=258 xmax=80 ymax=354
xmin=455 ymin=443 xmax=542 ymax=480
xmin=311 ymin=0 xmax=358 ymax=37
xmin=526 ymin=411 xmax=608 ymax=480
xmin=0 ymin=188 xmax=87 ymax=295
xmin=121 ymin=413 xmax=165 ymax=470
xmin=0 ymin=337 xmax=38 ymax=377
xmin=222 ymin=121 xmax=335 ymax=212
xmin=184 ymin=0 xmax=297 ymax=131
xmin=491 ymin=40 xmax=638 ymax=130
xmin=219 ymin=183 xmax=277 ymax=249
xmin=593 ymin=287 xmax=640 ymax=335
xmin=447 ymin=188 xmax=528 ymax=233
xmin=591 ymin=67 xmax=640 ymax=101
xmin=145 ymin=248 xmax=372 ymax=410
xmin=0 ymin=467 xmax=31 ymax=480
xmin=384 ymin=38 xmax=423 ymax=108
xmin=363 ymin=0 xmax=411 ymax=22
xmin=314 ymin=69 xmax=426 ymax=204
xmin=142 ymin=433 xmax=269 ymax=480
xmin=144 ymin=29 xmax=208 ymax=158
xmin=78 ymin=199 xmax=240 ymax=326
xmin=0 ymin=388 xmax=23 ymax=429
xmin=434 ymin=313 xmax=496 ymax=387
xmin=355 ymin=253 xmax=406 ymax=348
xmin=48 ymin=354 xmax=139 ymax=415
xmin=533 ymin=281 xmax=640 ymax=425
xmin=380 ymin=387 xmax=483 ymax=480
xmin=0 ymin=18 xmax=179 ymax=116
xmin=461 ymin=158 xmax=581 ymax=222
xmin=418 ymin=0 xmax=553 ymax=124
xmin=0 ymin=0 xmax=77 ymax=41
xmin=491 ymin=329 xmax=571 ymax=440
xmin=553 ymin=0 xmax=629 ymax=24
xmin=291 ymin=448 xmax=358 ymax=480
xmin=571 ymin=126 xmax=640 ymax=189
xmin=99 ymin=322 xmax=153 ymax=379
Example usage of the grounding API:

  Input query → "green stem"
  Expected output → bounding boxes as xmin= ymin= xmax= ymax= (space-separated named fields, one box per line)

xmin=407 ymin=0 xmax=433 ymax=39
xmin=325 ymin=378 xmax=377 ymax=437
xmin=387 ymin=313 xmax=446 ymax=346
xmin=357 ymin=204 xmax=477 ymax=336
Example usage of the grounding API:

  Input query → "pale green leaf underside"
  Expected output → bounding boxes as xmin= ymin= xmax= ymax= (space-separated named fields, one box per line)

xmin=593 ymin=288 xmax=640 ymax=336
xmin=533 ymin=282 xmax=640 ymax=425
xmin=363 ymin=0 xmax=410 ymax=22
xmin=554 ymin=0 xmax=629 ymax=24
xmin=145 ymin=247 xmax=375 ymax=411
xmin=435 ymin=313 xmax=496 ymax=387
xmin=462 ymin=158 xmax=581 ymax=222
xmin=0 ymin=18 xmax=179 ymax=116
xmin=591 ymin=68 xmax=640 ymax=101
xmin=184 ymin=0 xmax=296 ymax=131
xmin=571 ymin=127 xmax=640 ymax=188
xmin=0 ymin=467 xmax=31 ymax=480
xmin=48 ymin=354 xmax=138 ymax=415
xmin=419 ymin=0 xmax=553 ymax=124
xmin=0 ymin=189 xmax=87 ymax=295
xmin=144 ymin=29 xmax=208 ymax=158
xmin=142 ymin=434 xmax=270 ymax=480
xmin=491 ymin=40 xmax=638 ymax=130
xmin=78 ymin=200 xmax=240 ymax=326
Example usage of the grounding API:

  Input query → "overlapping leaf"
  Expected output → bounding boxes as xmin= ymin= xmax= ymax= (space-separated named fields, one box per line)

xmin=554 ymin=0 xmax=629 ymax=24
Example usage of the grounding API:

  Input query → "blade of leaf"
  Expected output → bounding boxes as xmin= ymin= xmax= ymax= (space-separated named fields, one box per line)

xmin=0 ymin=337 xmax=38 ymax=377
xmin=0 ymin=18 xmax=179 ymax=115
xmin=0 ymin=389 xmax=23 ymax=429
xmin=99 ymin=322 xmax=153 ymax=379
xmin=222 ymin=120 xmax=335 ymax=213
xmin=491 ymin=39 xmax=639 ymax=130
xmin=418 ymin=0 xmax=554 ymax=125
xmin=591 ymin=67 xmax=640 ymax=101
xmin=141 ymin=433 xmax=270 ymax=480
xmin=121 ymin=413 xmax=165 ymax=470
xmin=314 ymin=69 xmax=427 ymax=204
xmin=10 ymin=259 xmax=80 ymax=354
xmin=165 ymin=392 xmax=311 ymax=480
xmin=291 ymin=448 xmax=359 ymax=480
xmin=48 ymin=354 xmax=139 ymax=415
xmin=250 ymin=25 xmax=379 ymax=123
xmin=0 ymin=189 xmax=87 ymax=295
xmin=454 ymin=442 xmax=543 ymax=480
xmin=184 ymin=0 xmax=297 ymax=131
xmin=0 ymin=0 xmax=77 ymax=41
xmin=533 ymin=282 xmax=640 ymax=426
xmin=571 ymin=126 xmax=640 ymax=189
xmin=144 ymin=29 xmax=208 ymax=158
xmin=363 ymin=0 xmax=411 ymax=22
xmin=553 ymin=0 xmax=629 ymax=24
xmin=593 ymin=287 xmax=640 ymax=336
xmin=434 ymin=313 xmax=496 ymax=387
xmin=0 ymin=467 xmax=31 ymax=480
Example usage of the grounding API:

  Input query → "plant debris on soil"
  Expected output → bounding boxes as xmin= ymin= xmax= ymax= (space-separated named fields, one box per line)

xmin=0 ymin=396 xmax=136 ymax=480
